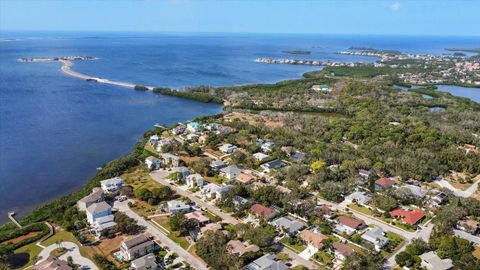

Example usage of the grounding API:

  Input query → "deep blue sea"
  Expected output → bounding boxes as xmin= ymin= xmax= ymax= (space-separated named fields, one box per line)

xmin=1 ymin=32 xmax=480 ymax=223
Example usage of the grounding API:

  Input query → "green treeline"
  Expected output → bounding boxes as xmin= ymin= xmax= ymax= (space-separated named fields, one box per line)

xmin=153 ymin=87 xmax=223 ymax=103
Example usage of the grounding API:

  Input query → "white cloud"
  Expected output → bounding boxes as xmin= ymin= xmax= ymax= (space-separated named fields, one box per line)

xmin=390 ymin=2 xmax=401 ymax=11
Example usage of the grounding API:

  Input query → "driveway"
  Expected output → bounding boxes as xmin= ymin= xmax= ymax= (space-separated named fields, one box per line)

xmin=298 ymin=245 xmax=318 ymax=260
xmin=114 ymin=200 xmax=208 ymax=270
xmin=150 ymin=170 xmax=240 ymax=225
xmin=37 ymin=241 xmax=98 ymax=270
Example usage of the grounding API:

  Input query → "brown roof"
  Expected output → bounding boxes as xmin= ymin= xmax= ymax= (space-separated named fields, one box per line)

xmin=122 ymin=234 xmax=150 ymax=249
xmin=299 ymin=230 xmax=328 ymax=249
xmin=375 ymin=178 xmax=394 ymax=187
xmin=338 ymin=216 xmax=365 ymax=229
xmin=236 ymin=173 xmax=255 ymax=184
xmin=332 ymin=242 xmax=355 ymax=257
xmin=249 ymin=203 xmax=277 ymax=219
xmin=185 ymin=211 xmax=209 ymax=223
xmin=227 ymin=240 xmax=260 ymax=256
xmin=33 ymin=256 xmax=72 ymax=270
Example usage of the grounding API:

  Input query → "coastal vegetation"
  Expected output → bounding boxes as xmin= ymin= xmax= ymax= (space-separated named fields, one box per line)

xmin=153 ymin=87 xmax=223 ymax=103
xmin=134 ymin=85 xmax=149 ymax=91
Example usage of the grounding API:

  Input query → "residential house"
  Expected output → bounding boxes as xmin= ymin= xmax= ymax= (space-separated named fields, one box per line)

xmin=331 ymin=242 xmax=355 ymax=260
xmin=374 ymin=178 xmax=395 ymax=191
xmin=236 ymin=172 xmax=256 ymax=184
xmin=245 ymin=253 xmax=288 ymax=270
xmin=336 ymin=216 xmax=365 ymax=235
xmin=419 ymin=251 xmax=453 ymax=270
xmin=86 ymin=201 xmax=112 ymax=225
xmin=186 ymin=173 xmax=204 ymax=189
xmin=173 ymin=166 xmax=190 ymax=180
xmin=253 ymin=152 xmax=270 ymax=162
xmin=358 ymin=169 xmax=372 ymax=180
xmin=227 ymin=240 xmax=260 ymax=257
xmin=389 ymin=208 xmax=426 ymax=226
xmin=201 ymin=183 xmax=232 ymax=199
xmin=260 ymin=141 xmax=275 ymax=153
xmin=233 ymin=196 xmax=249 ymax=209
xmin=315 ymin=205 xmax=335 ymax=219
xmin=260 ymin=159 xmax=286 ymax=173
xmin=92 ymin=214 xmax=117 ymax=235
xmin=219 ymin=143 xmax=237 ymax=154
xmin=171 ymin=125 xmax=186 ymax=135
xmin=426 ymin=190 xmax=447 ymax=209
xmin=249 ymin=203 xmax=278 ymax=220
xmin=160 ymin=153 xmax=180 ymax=168
xmin=271 ymin=216 xmax=305 ymax=236
xmin=148 ymin=135 xmax=160 ymax=147
xmin=200 ymin=222 xmax=224 ymax=235
xmin=166 ymin=200 xmax=191 ymax=214
xmin=145 ymin=156 xmax=161 ymax=170
xmin=155 ymin=138 xmax=176 ymax=152
xmin=77 ymin=188 xmax=104 ymax=212
xmin=209 ymin=160 xmax=226 ymax=172
xmin=130 ymin=253 xmax=158 ymax=270
xmin=185 ymin=211 xmax=210 ymax=226
xmin=457 ymin=219 xmax=479 ymax=235
xmin=220 ymin=165 xmax=242 ymax=181
xmin=397 ymin=184 xmax=427 ymax=200
xmin=361 ymin=226 xmax=389 ymax=251
xmin=299 ymin=229 xmax=329 ymax=250
xmin=120 ymin=234 xmax=156 ymax=261
xmin=290 ymin=151 xmax=307 ymax=162
xmin=311 ymin=84 xmax=330 ymax=92
xmin=33 ymin=256 xmax=72 ymax=270
xmin=100 ymin=177 xmax=125 ymax=194
xmin=344 ymin=191 xmax=372 ymax=205
xmin=186 ymin=122 xmax=201 ymax=133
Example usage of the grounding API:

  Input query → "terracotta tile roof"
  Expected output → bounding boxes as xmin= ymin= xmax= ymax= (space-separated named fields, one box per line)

xmin=338 ymin=216 xmax=365 ymax=229
xmin=236 ymin=173 xmax=255 ymax=184
xmin=249 ymin=203 xmax=276 ymax=219
xmin=375 ymin=177 xmax=394 ymax=187
xmin=389 ymin=208 xmax=425 ymax=225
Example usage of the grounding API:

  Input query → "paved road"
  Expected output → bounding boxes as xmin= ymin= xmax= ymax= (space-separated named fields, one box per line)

xmin=434 ymin=177 xmax=480 ymax=198
xmin=454 ymin=229 xmax=480 ymax=245
xmin=150 ymin=170 xmax=240 ymax=225
xmin=114 ymin=200 xmax=207 ymax=270
xmin=37 ymin=242 xmax=98 ymax=270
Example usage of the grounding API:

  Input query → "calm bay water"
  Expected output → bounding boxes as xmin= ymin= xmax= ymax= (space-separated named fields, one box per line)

xmin=1 ymin=32 xmax=480 ymax=223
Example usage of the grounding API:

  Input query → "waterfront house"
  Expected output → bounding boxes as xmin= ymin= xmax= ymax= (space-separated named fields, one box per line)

xmin=419 ymin=251 xmax=453 ymax=270
xmin=235 ymin=172 xmax=256 ymax=184
xmin=220 ymin=165 xmax=242 ymax=181
xmin=245 ymin=253 xmax=288 ymax=270
xmin=155 ymin=138 xmax=177 ymax=152
xmin=160 ymin=153 xmax=180 ymax=168
xmin=100 ymin=177 xmax=125 ymax=194
xmin=145 ymin=156 xmax=161 ymax=170
xmin=120 ymin=234 xmax=156 ymax=261
xmin=186 ymin=173 xmax=204 ymax=189
xmin=86 ymin=201 xmax=112 ymax=224
xmin=331 ymin=242 xmax=355 ymax=261
xmin=361 ymin=226 xmax=389 ymax=251
xmin=33 ymin=256 xmax=72 ymax=270
xmin=130 ymin=253 xmax=158 ymax=270
xmin=209 ymin=160 xmax=226 ymax=172
xmin=185 ymin=211 xmax=210 ymax=226
xmin=219 ymin=143 xmax=237 ymax=154
xmin=389 ymin=208 xmax=425 ymax=226
xmin=227 ymin=240 xmax=259 ymax=257
xmin=186 ymin=122 xmax=201 ymax=133
xmin=374 ymin=177 xmax=395 ymax=191
xmin=260 ymin=159 xmax=286 ymax=173
xmin=171 ymin=125 xmax=186 ymax=135
xmin=77 ymin=187 xmax=104 ymax=212
xmin=249 ymin=203 xmax=278 ymax=220
xmin=299 ymin=229 xmax=329 ymax=250
xmin=271 ymin=216 xmax=305 ymax=236
xmin=166 ymin=200 xmax=191 ymax=214
xmin=148 ymin=135 xmax=159 ymax=147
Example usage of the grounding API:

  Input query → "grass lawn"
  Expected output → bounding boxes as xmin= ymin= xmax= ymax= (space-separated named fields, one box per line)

xmin=13 ymin=242 xmax=42 ymax=269
xmin=348 ymin=204 xmax=375 ymax=216
xmin=279 ymin=237 xmax=306 ymax=253
xmin=151 ymin=217 xmax=190 ymax=249
xmin=313 ymin=250 xmax=334 ymax=265
xmin=41 ymin=230 xmax=79 ymax=246
xmin=131 ymin=200 xmax=159 ymax=217
xmin=121 ymin=167 xmax=165 ymax=191
xmin=381 ymin=232 xmax=406 ymax=258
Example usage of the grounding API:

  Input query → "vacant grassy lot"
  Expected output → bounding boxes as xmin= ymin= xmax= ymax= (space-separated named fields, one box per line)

xmin=151 ymin=216 xmax=190 ymax=249
xmin=121 ymin=167 xmax=164 ymax=191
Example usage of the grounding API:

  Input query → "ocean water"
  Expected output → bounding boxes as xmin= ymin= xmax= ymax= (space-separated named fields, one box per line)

xmin=1 ymin=32 xmax=480 ymax=223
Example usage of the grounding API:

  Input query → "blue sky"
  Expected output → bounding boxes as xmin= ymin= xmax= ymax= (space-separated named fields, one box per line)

xmin=1 ymin=0 xmax=479 ymax=36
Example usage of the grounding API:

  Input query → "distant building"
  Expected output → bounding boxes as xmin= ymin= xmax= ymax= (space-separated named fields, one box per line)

xmin=145 ymin=156 xmax=161 ymax=170
xmin=245 ymin=253 xmax=288 ymax=270
xmin=419 ymin=251 xmax=453 ymax=270
xmin=311 ymin=84 xmax=330 ymax=92
xmin=397 ymin=184 xmax=427 ymax=199
xmin=77 ymin=188 xmax=104 ymax=212
xmin=201 ymin=183 xmax=232 ymax=199
xmin=92 ymin=214 xmax=117 ymax=235
xmin=260 ymin=141 xmax=275 ymax=153
xmin=130 ymin=253 xmax=158 ymax=270
xmin=100 ymin=177 xmax=125 ymax=194
xmin=120 ymin=234 xmax=156 ymax=261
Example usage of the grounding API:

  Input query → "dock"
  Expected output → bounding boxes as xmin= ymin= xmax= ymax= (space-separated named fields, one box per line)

xmin=8 ymin=211 xmax=23 ymax=228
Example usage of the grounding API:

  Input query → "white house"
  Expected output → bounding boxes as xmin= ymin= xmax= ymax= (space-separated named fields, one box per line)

xmin=361 ymin=226 xmax=389 ymax=251
xmin=93 ymin=214 xmax=117 ymax=235
xmin=220 ymin=165 xmax=242 ymax=181
xmin=253 ymin=152 xmax=270 ymax=162
xmin=100 ymin=177 xmax=125 ymax=194
xmin=219 ymin=143 xmax=237 ymax=154
xmin=344 ymin=191 xmax=372 ymax=205
xmin=186 ymin=173 xmax=204 ymax=189
xmin=260 ymin=142 xmax=275 ymax=153
xmin=145 ymin=156 xmax=161 ymax=170
xmin=419 ymin=251 xmax=453 ymax=270
xmin=120 ymin=234 xmax=156 ymax=261
xmin=130 ymin=253 xmax=157 ymax=270
xmin=160 ymin=153 xmax=180 ymax=167
xmin=86 ymin=201 xmax=112 ymax=224
xmin=166 ymin=200 xmax=191 ymax=213
xmin=186 ymin=122 xmax=201 ymax=133
xmin=201 ymin=183 xmax=232 ymax=199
